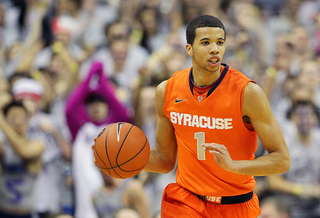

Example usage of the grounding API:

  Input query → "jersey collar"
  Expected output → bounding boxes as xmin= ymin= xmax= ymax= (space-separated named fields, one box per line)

xmin=189 ymin=63 xmax=229 ymax=97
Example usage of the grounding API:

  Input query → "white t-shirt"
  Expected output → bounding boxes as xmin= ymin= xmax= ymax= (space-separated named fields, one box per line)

xmin=73 ymin=122 xmax=105 ymax=218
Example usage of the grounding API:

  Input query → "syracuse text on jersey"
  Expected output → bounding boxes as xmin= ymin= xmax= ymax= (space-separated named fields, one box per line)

xmin=170 ymin=112 xmax=233 ymax=129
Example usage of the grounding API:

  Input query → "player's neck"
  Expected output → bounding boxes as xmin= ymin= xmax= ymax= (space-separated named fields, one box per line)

xmin=192 ymin=66 xmax=221 ymax=87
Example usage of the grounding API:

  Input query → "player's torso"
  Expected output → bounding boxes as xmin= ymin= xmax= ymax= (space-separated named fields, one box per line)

xmin=163 ymin=64 xmax=257 ymax=196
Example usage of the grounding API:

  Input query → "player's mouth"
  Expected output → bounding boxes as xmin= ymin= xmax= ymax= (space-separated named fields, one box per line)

xmin=208 ymin=58 xmax=220 ymax=67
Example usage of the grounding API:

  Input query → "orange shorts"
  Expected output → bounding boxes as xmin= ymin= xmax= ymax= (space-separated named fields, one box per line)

xmin=161 ymin=183 xmax=261 ymax=218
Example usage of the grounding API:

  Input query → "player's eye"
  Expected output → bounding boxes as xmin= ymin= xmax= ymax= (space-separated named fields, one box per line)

xmin=217 ymin=41 xmax=224 ymax=45
xmin=202 ymin=41 xmax=209 ymax=45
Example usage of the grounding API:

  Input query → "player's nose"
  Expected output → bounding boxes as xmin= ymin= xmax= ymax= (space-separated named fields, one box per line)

xmin=210 ymin=43 xmax=219 ymax=54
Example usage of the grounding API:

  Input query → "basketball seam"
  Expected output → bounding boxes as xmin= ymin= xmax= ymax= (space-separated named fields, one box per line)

xmin=94 ymin=145 xmax=111 ymax=175
xmin=104 ymin=123 xmax=124 ymax=178
xmin=94 ymin=125 xmax=113 ymax=170
xmin=116 ymin=129 xmax=149 ymax=172
xmin=115 ymin=124 xmax=134 ymax=173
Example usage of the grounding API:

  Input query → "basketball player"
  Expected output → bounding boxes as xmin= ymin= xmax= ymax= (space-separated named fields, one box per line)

xmin=0 ymin=100 xmax=44 ymax=217
xmin=143 ymin=15 xmax=290 ymax=218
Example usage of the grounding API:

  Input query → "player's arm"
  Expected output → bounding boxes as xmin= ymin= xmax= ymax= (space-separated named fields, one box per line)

xmin=202 ymin=82 xmax=290 ymax=176
xmin=143 ymin=80 xmax=177 ymax=174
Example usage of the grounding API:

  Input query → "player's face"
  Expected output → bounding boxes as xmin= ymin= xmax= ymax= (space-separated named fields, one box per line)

xmin=186 ymin=27 xmax=225 ymax=74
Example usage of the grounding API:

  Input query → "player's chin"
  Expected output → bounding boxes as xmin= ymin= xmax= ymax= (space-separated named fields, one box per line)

xmin=205 ymin=64 xmax=219 ymax=72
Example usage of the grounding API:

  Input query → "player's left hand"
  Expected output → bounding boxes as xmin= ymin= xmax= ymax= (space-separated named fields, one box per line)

xmin=201 ymin=143 xmax=235 ymax=173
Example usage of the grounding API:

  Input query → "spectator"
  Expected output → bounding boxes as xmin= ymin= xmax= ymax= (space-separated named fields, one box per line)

xmin=12 ymin=77 xmax=73 ymax=217
xmin=133 ymin=85 xmax=157 ymax=148
xmin=79 ymin=21 xmax=149 ymax=106
xmin=138 ymin=170 xmax=176 ymax=217
xmin=137 ymin=5 xmax=168 ymax=53
xmin=296 ymin=60 xmax=320 ymax=108
xmin=65 ymin=61 xmax=131 ymax=141
xmin=33 ymin=0 xmax=86 ymax=70
xmin=78 ymin=0 xmax=118 ymax=49
xmin=92 ymin=171 xmax=151 ymax=218
xmin=267 ymin=100 xmax=320 ymax=218
xmin=113 ymin=208 xmax=140 ymax=218
xmin=71 ymin=62 xmax=131 ymax=217
xmin=273 ymin=83 xmax=315 ymax=134
xmin=72 ymin=120 xmax=105 ymax=218
xmin=0 ymin=100 xmax=44 ymax=217
xmin=259 ymin=196 xmax=291 ymax=218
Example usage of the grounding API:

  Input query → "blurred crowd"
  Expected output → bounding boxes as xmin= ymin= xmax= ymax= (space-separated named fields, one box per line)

xmin=0 ymin=0 xmax=320 ymax=218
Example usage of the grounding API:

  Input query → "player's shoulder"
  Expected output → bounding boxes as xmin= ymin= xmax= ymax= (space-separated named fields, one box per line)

xmin=244 ymin=82 xmax=265 ymax=97
xmin=155 ymin=80 xmax=168 ymax=106
xmin=173 ymin=67 xmax=192 ymax=79
xmin=155 ymin=69 xmax=186 ymax=95
xmin=166 ymin=67 xmax=191 ymax=88
xmin=243 ymin=82 xmax=270 ymax=115
xmin=156 ymin=80 xmax=168 ymax=94
xmin=175 ymin=67 xmax=191 ymax=74
xmin=243 ymin=82 xmax=268 ymax=106
xmin=156 ymin=67 xmax=191 ymax=100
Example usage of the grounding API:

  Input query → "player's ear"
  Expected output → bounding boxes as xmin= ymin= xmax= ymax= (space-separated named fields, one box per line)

xmin=186 ymin=44 xmax=193 ymax=57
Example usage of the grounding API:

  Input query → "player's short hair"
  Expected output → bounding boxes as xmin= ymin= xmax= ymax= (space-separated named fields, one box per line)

xmin=186 ymin=15 xmax=226 ymax=45
xmin=3 ymin=100 xmax=28 ymax=117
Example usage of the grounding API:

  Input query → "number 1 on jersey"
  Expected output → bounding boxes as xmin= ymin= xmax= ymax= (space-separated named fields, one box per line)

xmin=195 ymin=132 xmax=206 ymax=160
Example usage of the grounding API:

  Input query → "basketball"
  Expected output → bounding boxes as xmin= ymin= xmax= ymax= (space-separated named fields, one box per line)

xmin=92 ymin=122 xmax=150 ymax=179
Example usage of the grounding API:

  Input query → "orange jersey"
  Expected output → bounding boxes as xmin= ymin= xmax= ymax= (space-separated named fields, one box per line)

xmin=163 ymin=64 xmax=257 ymax=197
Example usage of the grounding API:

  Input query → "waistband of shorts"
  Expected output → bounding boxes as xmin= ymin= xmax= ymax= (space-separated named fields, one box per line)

xmin=196 ymin=191 xmax=253 ymax=205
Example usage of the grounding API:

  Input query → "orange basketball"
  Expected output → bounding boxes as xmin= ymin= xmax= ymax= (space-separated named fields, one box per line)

xmin=93 ymin=122 xmax=150 ymax=179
